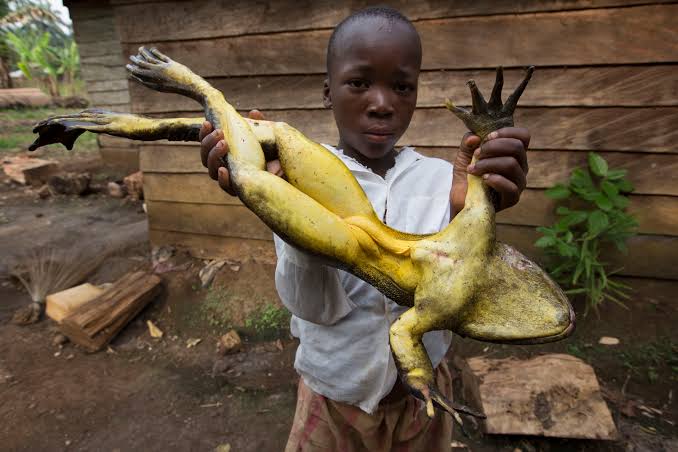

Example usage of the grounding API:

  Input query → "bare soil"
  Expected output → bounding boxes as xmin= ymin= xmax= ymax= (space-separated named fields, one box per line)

xmin=1 ymin=140 xmax=676 ymax=451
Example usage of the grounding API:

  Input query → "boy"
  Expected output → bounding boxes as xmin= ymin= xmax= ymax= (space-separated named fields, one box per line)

xmin=199 ymin=7 xmax=529 ymax=451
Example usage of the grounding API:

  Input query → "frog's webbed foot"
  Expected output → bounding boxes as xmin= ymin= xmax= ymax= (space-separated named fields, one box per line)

xmin=126 ymin=46 xmax=204 ymax=99
xmin=389 ymin=308 xmax=485 ymax=419
xmin=445 ymin=66 xmax=534 ymax=140
xmin=29 ymin=108 xmax=123 ymax=151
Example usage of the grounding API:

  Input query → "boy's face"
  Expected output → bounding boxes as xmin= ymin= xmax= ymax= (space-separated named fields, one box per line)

xmin=324 ymin=18 xmax=421 ymax=160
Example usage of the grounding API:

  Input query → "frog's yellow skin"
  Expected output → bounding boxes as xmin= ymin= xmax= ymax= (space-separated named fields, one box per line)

xmin=31 ymin=48 xmax=574 ymax=419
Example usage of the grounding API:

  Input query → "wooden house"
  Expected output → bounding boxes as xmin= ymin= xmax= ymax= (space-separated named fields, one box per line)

xmin=63 ymin=1 xmax=678 ymax=295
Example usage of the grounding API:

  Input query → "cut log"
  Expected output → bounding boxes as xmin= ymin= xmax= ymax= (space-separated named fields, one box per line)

xmin=459 ymin=354 xmax=618 ymax=440
xmin=45 ymin=283 xmax=105 ymax=323
xmin=60 ymin=272 xmax=162 ymax=352
xmin=2 ymin=157 xmax=58 ymax=185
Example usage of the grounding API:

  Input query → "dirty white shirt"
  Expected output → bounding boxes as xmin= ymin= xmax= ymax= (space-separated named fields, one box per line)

xmin=273 ymin=144 xmax=454 ymax=414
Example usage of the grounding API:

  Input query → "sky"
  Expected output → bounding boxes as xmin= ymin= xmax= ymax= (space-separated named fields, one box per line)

xmin=46 ymin=0 xmax=71 ymax=25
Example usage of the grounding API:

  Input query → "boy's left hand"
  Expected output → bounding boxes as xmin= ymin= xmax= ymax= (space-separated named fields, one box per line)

xmin=451 ymin=127 xmax=530 ymax=216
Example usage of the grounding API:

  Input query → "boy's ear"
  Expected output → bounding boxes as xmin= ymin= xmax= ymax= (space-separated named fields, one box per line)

xmin=322 ymin=78 xmax=332 ymax=109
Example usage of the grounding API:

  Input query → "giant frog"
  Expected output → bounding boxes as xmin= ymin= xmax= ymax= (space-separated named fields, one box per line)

xmin=30 ymin=47 xmax=575 ymax=419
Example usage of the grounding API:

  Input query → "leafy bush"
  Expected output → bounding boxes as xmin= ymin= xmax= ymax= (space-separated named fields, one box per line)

xmin=535 ymin=152 xmax=638 ymax=315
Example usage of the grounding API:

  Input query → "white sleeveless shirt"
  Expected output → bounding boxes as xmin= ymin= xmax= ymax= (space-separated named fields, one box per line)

xmin=273 ymin=144 xmax=454 ymax=413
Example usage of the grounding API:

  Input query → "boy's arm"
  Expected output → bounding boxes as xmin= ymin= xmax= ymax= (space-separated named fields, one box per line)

xmin=450 ymin=128 xmax=530 ymax=217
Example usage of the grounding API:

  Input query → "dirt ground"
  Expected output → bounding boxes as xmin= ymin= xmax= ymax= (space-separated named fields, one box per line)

xmin=1 ymin=110 xmax=676 ymax=451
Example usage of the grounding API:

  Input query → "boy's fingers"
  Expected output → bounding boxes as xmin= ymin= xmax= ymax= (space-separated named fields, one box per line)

xmin=200 ymin=128 xmax=223 ymax=167
xmin=198 ymin=120 xmax=213 ymax=141
xmin=459 ymin=132 xmax=481 ymax=157
xmin=468 ymin=156 xmax=526 ymax=191
xmin=247 ymin=109 xmax=265 ymax=120
xmin=476 ymin=137 xmax=528 ymax=173
xmin=486 ymin=127 xmax=530 ymax=149
xmin=217 ymin=167 xmax=237 ymax=196
xmin=207 ymin=140 xmax=228 ymax=180
xmin=266 ymin=159 xmax=284 ymax=177
xmin=482 ymin=174 xmax=520 ymax=210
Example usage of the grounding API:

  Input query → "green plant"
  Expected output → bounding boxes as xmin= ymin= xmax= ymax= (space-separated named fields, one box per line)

xmin=535 ymin=152 xmax=638 ymax=315
xmin=245 ymin=304 xmax=290 ymax=339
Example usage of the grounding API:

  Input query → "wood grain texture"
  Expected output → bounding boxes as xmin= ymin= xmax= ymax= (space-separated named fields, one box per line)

xmin=121 ymin=5 xmax=678 ymax=76
xmin=497 ymin=190 xmax=678 ymax=236
xmin=129 ymin=66 xmax=678 ymax=114
xmin=139 ymin=147 xmax=678 ymax=197
xmin=122 ymin=107 xmax=678 ymax=153
xmin=112 ymin=0 xmax=677 ymax=42
xmin=497 ymin=224 xmax=678 ymax=280
xmin=146 ymin=201 xmax=272 ymax=240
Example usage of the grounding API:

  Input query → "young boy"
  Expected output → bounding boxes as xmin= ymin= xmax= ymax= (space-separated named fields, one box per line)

xmin=199 ymin=7 xmax=529 ymax=451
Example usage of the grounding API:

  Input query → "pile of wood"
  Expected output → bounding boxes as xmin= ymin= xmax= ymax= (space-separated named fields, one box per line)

xmin=59 ymin=272 xmax=162 ymax=352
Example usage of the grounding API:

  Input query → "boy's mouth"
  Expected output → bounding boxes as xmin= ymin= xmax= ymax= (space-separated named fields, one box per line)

xmin=364 ymin=129 xmax=394 ymax=143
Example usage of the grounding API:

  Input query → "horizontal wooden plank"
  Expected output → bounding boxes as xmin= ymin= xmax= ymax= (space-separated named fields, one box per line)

xmin=99 ymin=146 xmax=139 ymax=172
xmin=90 ymin=89 xmax=130 ymax=105
xmin=146 ymin=201 xmax=272 ymax=240
xmin=497 ymin=190 xmax=678 ymax=236
xmin=124 ymin=107 xmax=678 ymax=153
xmin=144 ymin=173 xmax=241 ymax=206
xmin=72 ymin=16 xmax=118 ymax=44
xmin=81 ymin=65 xmax=128 ymax=83
xmin=77 ymin=40 xmax=124 ymax=58
xmin=130 ymin=65 xmax=678 ymax=114
xmin=113 ymin=0 xmax=677 ymax=43
xmin=87 ymin=79 xmax=129 ymax=93
xmin=497 ymin=224 xmax=678 ymax=280
xmin=148 ymin=229 xmax=276 ymax=262
xmin=139 ymin=146 xmax=678 ymax=197
xmin=145 ymin=200 xmax=678 ymax=279
xmin=144 ymin=173 xmax=678 ymax=236
xmin=121 ymin=5 xmax=678 ymax=76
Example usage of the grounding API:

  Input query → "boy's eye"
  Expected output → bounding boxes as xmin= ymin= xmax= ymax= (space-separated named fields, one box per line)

xmin=348 ymin=79 xmax=369 ymax=89
xmin=394 ymin=83 xmax=414 ymax=94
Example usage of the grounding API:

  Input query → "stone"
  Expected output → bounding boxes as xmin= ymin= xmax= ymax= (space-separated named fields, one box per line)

xmin=37 ymin=185 xmax=51 ymax=199
xmin=47 ymin=172 xmax=91 ymax=195
xmin=2 ymin=156 xmax=58 ymax=185
xmin=123 ymin=171 xmax=143 ymax=200
xmin=107 ymin=181 xmax=126 ymax=198
xmin=598 ymin=336 xmax=620 ymax=345
xmin=459 ymin=354 xmax=618 ymax=440
xmin=216 ymin=330 xmax=242 ymax=355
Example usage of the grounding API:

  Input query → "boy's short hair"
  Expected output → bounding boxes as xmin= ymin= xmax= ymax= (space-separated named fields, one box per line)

xmin=326 ymin=6 xmax=420 ymax=74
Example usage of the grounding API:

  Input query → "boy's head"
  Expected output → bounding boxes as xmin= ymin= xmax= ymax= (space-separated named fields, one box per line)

xmin=323 ymin=7 xmax=422 ymax=160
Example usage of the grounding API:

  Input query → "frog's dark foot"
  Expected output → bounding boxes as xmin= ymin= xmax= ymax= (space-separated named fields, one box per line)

xmin=126 ymin=47 xmax=202 ymax=100
xmin=405 ymin=374 xmax=486 ymax=419
xmin=445 ymin=66 xmax=534 ymax=140
xmin=29 ymin=108 xmax=119 ymax=151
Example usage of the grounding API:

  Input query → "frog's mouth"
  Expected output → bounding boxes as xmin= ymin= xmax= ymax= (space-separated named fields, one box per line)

xmin=487 ymin=303 xmax=577 ymax=345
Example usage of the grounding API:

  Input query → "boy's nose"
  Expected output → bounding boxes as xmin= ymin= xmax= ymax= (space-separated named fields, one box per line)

xmin=367 ymin=89 xmax=394 ymax=116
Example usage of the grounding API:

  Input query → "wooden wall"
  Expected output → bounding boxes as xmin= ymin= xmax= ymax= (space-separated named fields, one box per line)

xmin=64 ymin=0 xmax=138 ymax=172
xmin=73 ymin=0 xmax=678 ymax=280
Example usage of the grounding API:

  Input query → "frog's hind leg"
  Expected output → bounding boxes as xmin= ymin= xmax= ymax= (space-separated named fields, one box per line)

xmin=389 ymin=308 xmax=485 ymax=418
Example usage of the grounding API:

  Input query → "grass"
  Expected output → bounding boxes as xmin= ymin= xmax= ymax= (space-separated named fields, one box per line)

xmin=245 ymin=304 xmax=291 ymax=340
xmin=0 ymin=107 xmax=98 ymax=156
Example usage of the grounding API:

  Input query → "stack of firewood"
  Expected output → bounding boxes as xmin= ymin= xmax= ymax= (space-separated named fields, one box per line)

xmin=59 ymin=272 xmax=162 ymax=352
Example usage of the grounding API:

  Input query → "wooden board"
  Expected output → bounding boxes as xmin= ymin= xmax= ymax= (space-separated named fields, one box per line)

xmin=497 ymin=190 xmax=678 ymax=236
xmin=120 ymin=107 xmax=678 ymax=153
xmin=121 ymin=5 xmax=678 ymax=76
xmin=497 ymin=224 xmax=678 ymax=280
xmin=139 ymin=147 xmax=678 ymax=197
xmin=143 ymin=173 xmax=677 ymax=236
xmin=99 ymin=147 xmax=139 ymax=173
xmin=130 ymin=65 xmax=678 ymax=114
xmin=146 ymin=200 xmax=272 ymax=240
xmin=462 ymin=354 xmax=617 ymax=439
xmin=112 ymin=0 xmax=676 ymax=42
xmin=87 ymin=79 xmax=129 ymax=93
xmin=89 ymin=89 xmax=130 ymax=106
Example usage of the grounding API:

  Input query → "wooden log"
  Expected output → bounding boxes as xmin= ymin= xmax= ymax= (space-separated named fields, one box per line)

xmin=460 ymin=354 xmax=617 ymax=439
xmin=45 ymin=283 xmax=105 ymax=324
xmin=60 ymin=272 xmax=162 ymax=352
xmin=121 ymin=5 xmax=678 ymax=76
xmin=130 ymin=66 xmax=678 ymax=114
xmin=112 ymin=0 xmax=676 ymax=43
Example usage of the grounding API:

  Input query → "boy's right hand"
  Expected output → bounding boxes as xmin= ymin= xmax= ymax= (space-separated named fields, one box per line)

xmin=199 ymin=109 xmax=283 ymax=196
